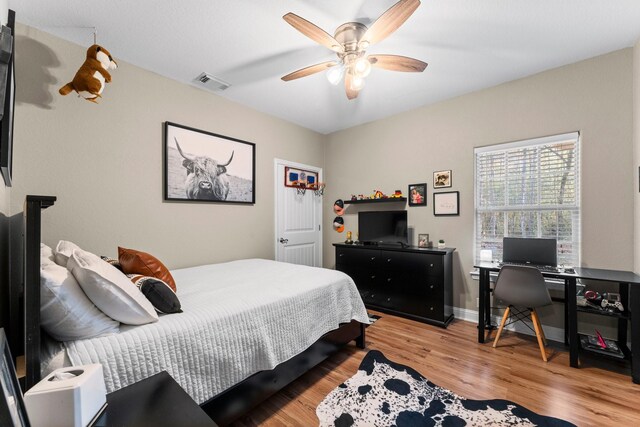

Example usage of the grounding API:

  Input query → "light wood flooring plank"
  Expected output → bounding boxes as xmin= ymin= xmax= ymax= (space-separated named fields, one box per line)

xmin=231 ymin=312 xmax=640 ymax=426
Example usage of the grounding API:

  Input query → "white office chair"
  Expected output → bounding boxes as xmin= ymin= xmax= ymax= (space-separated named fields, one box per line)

xmin=492 ymin=265 xmax=552 ymax=361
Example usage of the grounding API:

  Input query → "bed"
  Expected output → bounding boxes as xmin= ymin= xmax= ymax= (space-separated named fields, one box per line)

xmin=5 ymin=196 xmax=368 ymax=425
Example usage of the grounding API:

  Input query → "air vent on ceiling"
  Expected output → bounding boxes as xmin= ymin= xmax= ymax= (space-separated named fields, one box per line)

xmin=193 ymin=73 xmax=230 ymax=91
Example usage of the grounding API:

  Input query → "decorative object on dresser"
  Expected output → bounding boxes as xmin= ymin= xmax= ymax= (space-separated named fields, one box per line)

xmin=433 ymin=169 xmax=452 ymax=188
xmin=408 ymin=182 xmax=426 ymax=206
xmin=345 ymin=231 xmax=353 ymax=244
xmin=164 ymin=121 xmax=255 ymax=204
xmin=317 ymin=350 xmax=575 ymax=427
xmin=334 ymin=243 xmax=454 ymax=327
xmin=418 ymin=233 xmax=430 ymax=248
xmin=433 ymin=191 xmax=459 ymax=216
xmin=438 ymin=239 xmax=445 ymax=249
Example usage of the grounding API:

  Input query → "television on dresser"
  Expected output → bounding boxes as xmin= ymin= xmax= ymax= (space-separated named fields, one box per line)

xmin=358 ymin=210 xmax=408 ymax=246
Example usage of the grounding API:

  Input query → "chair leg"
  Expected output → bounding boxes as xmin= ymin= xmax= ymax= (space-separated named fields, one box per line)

xmin=530 ymin=309 xmax=548 ymax=362
xmin=493 ymin=306 xmax=511 ymax=348
xmin=534 ymin=311 xmax=547 ymax=346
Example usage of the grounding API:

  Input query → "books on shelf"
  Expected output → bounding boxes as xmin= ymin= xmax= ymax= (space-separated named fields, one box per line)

xmin=579 ymin=334 xmax=625 ymax=359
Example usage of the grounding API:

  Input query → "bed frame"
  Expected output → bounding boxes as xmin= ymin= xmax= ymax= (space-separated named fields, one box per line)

xmin=3 ymin=195 xmax=366 ymax=425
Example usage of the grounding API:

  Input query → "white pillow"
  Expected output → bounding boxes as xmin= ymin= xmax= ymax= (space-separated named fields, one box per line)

xmin=53 ymin=240 xmax=83 ymax=267
xmin=41 ymin=261 xmax=120 ymax=341
xmin=68 ymin=249 xmax=158 ymax=325
xmin=41 ymin=244 xmax=55 ymax=266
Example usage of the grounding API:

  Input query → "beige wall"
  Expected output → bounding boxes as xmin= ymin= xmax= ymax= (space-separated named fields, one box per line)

xmin=12 ymin=24 xmax=325 ymax=269
xmin=10 ymin=23 xmax=638 ymax=328
xmin=324 ymin=49 xmax=634 ymax=323
xmin=634 ymin=39 xmax=640 ymax=273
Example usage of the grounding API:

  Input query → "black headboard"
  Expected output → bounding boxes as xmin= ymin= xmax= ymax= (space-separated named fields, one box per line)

xmin=5 ymin=195 xmax=56 ymax=390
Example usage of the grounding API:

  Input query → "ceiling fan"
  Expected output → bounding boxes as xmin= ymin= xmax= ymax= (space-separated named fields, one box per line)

xmin=281 ymin=0 xmax=427 ymax=100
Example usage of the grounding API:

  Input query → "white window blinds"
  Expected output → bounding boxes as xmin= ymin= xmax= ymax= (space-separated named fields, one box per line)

xmin=474 ymin=132 xmax=580 ymax=266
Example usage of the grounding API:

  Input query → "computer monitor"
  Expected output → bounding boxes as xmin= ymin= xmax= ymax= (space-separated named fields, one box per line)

xmin=502 ymin=237 xmax=557 ymax=266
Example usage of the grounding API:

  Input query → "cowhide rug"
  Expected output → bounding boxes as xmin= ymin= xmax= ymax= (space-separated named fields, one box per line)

xmin=317 ymin=350 xmax=574 ymax=427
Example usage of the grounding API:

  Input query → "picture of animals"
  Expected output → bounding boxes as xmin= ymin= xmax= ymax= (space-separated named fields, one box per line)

xmin=164 ymin=122 xmax=255 ymax=203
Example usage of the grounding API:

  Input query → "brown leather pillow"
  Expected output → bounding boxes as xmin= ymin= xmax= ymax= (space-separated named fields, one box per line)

xmin=118 ymin=247 xmax=177 ymax=292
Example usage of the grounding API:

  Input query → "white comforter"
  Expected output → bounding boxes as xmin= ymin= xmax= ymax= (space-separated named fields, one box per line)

xmin=63 ymin=259 xmax=369 ymax=404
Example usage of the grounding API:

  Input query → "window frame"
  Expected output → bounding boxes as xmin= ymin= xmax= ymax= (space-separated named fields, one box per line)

xmin=473 ymin=132 xmax=581 ymax=266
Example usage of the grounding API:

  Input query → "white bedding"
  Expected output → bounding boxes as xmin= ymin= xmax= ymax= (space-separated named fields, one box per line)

xmin=56 ymin=259 xmax=369 ymax=404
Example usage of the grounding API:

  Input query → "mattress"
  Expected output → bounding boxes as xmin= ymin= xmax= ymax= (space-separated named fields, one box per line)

xmin=52 ymin=259 xmax=369 ymax=404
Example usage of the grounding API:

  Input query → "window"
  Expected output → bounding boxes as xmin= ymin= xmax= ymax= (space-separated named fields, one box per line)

xmin=474 ymin=132 xmax=580 ymax=266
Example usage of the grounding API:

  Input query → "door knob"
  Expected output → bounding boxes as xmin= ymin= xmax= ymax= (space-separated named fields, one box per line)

xmin=279 ymin=238 xmax=289 ymax=244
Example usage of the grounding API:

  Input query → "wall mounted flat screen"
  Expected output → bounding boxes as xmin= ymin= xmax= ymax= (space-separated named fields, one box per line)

xmin=502 ymin=237 xmax=557 ymax=266
xmin=358 ymin=210 xmax=408 ymax=245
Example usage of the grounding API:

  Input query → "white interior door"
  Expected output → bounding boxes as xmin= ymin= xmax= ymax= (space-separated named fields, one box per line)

xmin=275 ymin=159 xmax=322 ymax=267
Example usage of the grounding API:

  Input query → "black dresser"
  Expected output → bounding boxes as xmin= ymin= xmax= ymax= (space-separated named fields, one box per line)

xmin=334 ymin=243 xmax=455 ymax=327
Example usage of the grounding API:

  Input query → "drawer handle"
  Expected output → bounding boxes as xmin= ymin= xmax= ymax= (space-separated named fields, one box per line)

xmin=339 ymin=253 xmax=344 ymax=257
xmin=371 ymin=257 xmax=376 ymax=260
xmin=387 ymin=297 xmax=391 ymax=302
xmin=387 ymin=278 xmax=392 ymax=282
xmin=429 ymin=285 xmax=434 ymax=289
xmin=371 ymin=275 xmax=376 ymax=279
xmin=387 ymin=258 xmax=392 ymax=262
xmin=430 ymin=306 xmax=434 ymax=311
xmin=429 ymin=263 xmax=434 ymax=267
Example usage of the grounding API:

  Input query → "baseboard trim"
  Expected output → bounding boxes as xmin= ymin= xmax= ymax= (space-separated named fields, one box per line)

xmin=452 ymin=307 xmax=565 ymax=343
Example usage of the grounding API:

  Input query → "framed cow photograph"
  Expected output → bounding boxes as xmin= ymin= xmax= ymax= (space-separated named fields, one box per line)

xmin=164 ymin=122 xmax=255 ymax=204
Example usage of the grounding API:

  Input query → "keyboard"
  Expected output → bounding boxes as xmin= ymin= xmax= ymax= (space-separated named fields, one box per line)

xmin=498 ymin=262 xmax=560 ymax=273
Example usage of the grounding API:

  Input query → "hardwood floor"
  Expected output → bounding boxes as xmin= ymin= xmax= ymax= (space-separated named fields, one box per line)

xmin=231 ymin=312 xmax=640 ymax=426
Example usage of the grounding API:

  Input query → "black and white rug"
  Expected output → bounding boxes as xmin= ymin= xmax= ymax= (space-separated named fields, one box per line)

xmin=317 ymin=350 xmax=574 ymax=427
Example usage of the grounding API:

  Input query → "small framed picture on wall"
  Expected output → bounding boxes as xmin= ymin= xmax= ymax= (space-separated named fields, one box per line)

xmin=433 ymin=191 xmax=460 ymax=216
xmin=408 ymin=183 xmax=427 ymax=206
xmin=433 ymin=170 xmax=452 ymax=188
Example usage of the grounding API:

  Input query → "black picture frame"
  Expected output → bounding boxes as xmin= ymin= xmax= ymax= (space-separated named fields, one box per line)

xmin=433 ymin=169 xmax=452 ymax=189
xmin=0 ymin=10 xmax=16 ymax=187
xmin=408 ymin=183 xmax=427 ymax=207
xmin=164 ymin=122 xmax=256 ymax=204
xmin=433 ymin=191 xmax=460 ymax=216
xmin=0 ymin=328 xmax=30 ymax=427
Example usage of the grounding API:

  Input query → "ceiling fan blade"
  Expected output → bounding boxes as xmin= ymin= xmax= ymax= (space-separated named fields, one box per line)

xmin=283 ymin=13 xmax=344 ymax=53
xmin=281 ymin=61 xmax=338 ymax=81
xmin=368 ymin=55 xmax=427 ymax=72
xmin=360 ymin=0 xmax=421 ymax=47
xmin=345 ymin=73 xmax=359 ymax=100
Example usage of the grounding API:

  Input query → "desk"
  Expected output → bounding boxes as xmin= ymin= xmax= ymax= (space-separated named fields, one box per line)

xmin=475 ymin=263 xmax=640 ymax=384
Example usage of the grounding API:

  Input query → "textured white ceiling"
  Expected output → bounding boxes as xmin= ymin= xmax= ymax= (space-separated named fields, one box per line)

xmin=10 ymin=0 xmax=640 ymax=134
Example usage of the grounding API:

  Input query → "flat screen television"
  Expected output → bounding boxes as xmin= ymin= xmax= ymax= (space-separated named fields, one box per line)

xmin=358 ymin=210 xmax=408 ymax=245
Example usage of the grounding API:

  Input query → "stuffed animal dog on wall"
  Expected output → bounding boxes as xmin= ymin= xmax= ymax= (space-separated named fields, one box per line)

xmin=59 ymin=44 xmax=118 ymax=103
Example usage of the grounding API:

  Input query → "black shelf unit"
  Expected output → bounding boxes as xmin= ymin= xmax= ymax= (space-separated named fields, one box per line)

xmin=576 ymin=305 xmax=630 ymax=320
xmin=576 ymin=282 xmax=631 ymax=368
xmin=578 ymin=333 xmax=630 ymax=360
xmin=343 ymin=197 xmax=407 ymax=205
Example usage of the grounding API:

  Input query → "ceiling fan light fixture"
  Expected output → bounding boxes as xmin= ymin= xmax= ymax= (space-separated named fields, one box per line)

xmin=326 ymin=64 xmax=345 ymax=85
xmin=350 ymin=75 xmax=365 ymax=91
xmin=353 ymin=56 xmax=372 ymax=78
